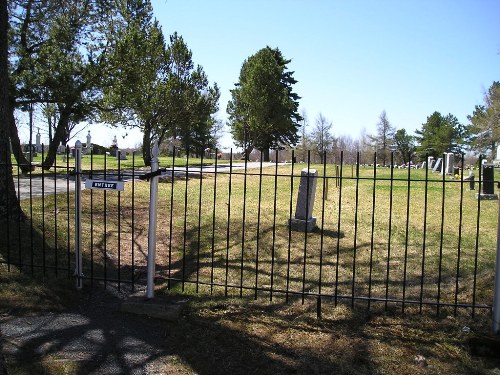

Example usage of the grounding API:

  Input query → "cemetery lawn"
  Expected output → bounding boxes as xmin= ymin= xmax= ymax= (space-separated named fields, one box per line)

xmin=2 ymin=163 xmax=500 ymax=373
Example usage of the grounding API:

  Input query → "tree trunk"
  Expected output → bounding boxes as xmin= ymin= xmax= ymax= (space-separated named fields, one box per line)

xmin=42 ymin=105 xmax=71 ymax=169
xmin=262 ymin=148 xmax=270 ymax=162
xmin=9 ymin=106 xmax=33 ymax=173
xmin=0 ymin=0 xmax=24 ymax=221
xmin=142 ymin=128 xmax=151 ymax=166
xmin=244 ymin=145 xmax=254 ymax=161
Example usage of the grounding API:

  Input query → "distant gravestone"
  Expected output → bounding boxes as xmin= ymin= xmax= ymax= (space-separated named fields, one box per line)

xmin=288 ymin=168 xmax=318 ymax=232
xmin=482 ymin=164 xmax=495 ymax=195
xmin=444 ymin=153 xmax=454 ymax=175
xmin=57 ymin=143 xmax=66 ymax=154
xmin=421 ymin=161 xmax=426 ymax=169
xmin=477 ymin=164 xmax=498 ymax=200
xmin=116 ymin=149 xmax=127 ymax=160
xmin=427 ymin=156 xmax=434 ymax=170
xmin=35 ymin=128 xmax=41 ymax=152
xmin=432 ymin=158 xmax=442 ymax=173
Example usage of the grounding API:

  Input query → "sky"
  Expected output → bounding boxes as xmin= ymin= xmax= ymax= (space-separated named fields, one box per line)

xmin=20 ymin=0 xmax=500 ymax=151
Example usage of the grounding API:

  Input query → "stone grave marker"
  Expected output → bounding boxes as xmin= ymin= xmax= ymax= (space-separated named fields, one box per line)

xmin=116 ymin=149 xmax=127 ymax=160
xmin=432 ymin=158 xmax=442 ymax=173
xmin=288 ymin=168 xmax=318 ymax=232
xmin=427 ymin=156 xmax=434 ymax=170
xmin=477 ymin=164 xmax=498 ymax=200
xmin=444 ymin=152 xmax=454 ymax=175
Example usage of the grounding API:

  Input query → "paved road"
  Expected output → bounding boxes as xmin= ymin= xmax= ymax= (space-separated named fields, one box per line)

xmin=14 ymin=162 xmax=281 ymax=200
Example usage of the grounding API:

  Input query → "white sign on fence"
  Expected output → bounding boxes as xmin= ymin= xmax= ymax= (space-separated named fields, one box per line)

xmin=85 ymin=179 xmax=124 ymax=191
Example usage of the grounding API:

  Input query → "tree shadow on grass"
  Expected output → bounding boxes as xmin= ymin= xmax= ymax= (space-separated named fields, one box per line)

xmin=0 ymin=220 xmax=497 ymax=374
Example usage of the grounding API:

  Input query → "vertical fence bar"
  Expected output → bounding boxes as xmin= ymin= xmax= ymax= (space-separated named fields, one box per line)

xmin=29 ymin=147 xmax=33 ymax=274
xmin=181 ymin=151 xmax=189 ymax=292
xmin=270 ymin=151 xmax=279 ymax=301
xmin=255 ymin=152 xmax=264 ymax=299
xmin=4 ymin=145 xmax=10 ymax=269
xmin=17 ymin=158 xmax=22 ymax=270
xmin=385 ymin=153 xmax=395 ymax=311
xmin=437 ymin=155 xmax=447 ymax=315
xmin=454 ymin=154 xmax=465 ymax=316
xmin=368 ymin=153 xmax=377 ymax=310
xmin=196 ymin=149 xmax=204 ymax=293
xmin=418 ymin=155 xmax=429 ymax=313
xmin=146 ymin=142 xmax=160 ymax=299
xmin=74 ymin=141 xmax=83 ymax=290
xmin=334 ymin=151 xmax=344 ymax=306
xmin=472 ymin=156 xmax=483 ymax=317
xmin=131 ymin=151 xmax=136 ymax=290
xmin=402 ymin=158 xmax=412 ymax=313
xmin=53 ymin=147 xmax=58 ymax=276
xmin=117 ymin=154 xmax=122 ymax=290
xmin=103 ymin=152 xmax=107 ymax=288
xmin=318 ymin=151 xmax=327 ymax=318
xmin=90 ymin=150 xmax=94 ymax=287
xmin=493 ymin=186 xmax=500 ymax=334
xmin=167 ymin=148 xmax=176 ymax=290
xmin=301 ymin=150 xmax=311 ymax=304
xmin=240 ymin=152 xmax=248 ymax=297
xmin=225 ymin=150 xmax=233 ymax=296
xmin=66 ymin=146 xmax=71 ymax=277
xmin=41 ymin=145 xmax=46 ymax=275
xmin=285 ymin=151 xmax=294 ymax=302
xmin=210 ymin=149 xmax=218 ymax=294
xmin=352 ymin=152 xmax=360 ymax=307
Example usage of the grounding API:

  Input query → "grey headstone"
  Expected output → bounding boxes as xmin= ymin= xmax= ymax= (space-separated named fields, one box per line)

xmin=117 ymin=149 xmax=127 ymax=160
xmin=288 ymin=168 xmax=318 ymax=232
xmin=444 ymin=153 xmax=454 ymax=175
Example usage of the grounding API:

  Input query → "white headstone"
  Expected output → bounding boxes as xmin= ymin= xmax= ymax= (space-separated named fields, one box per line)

xmin=35 ymin=128 xmax=41 ymax=152
xmin=427 ymin=156 xmax=434 ymax=169
xmin=86 ymin=130 xmax=92 ymax=149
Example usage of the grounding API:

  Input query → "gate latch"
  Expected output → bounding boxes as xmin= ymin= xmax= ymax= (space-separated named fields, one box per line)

xmin=139 ymin=168 xmax=167 ymax=181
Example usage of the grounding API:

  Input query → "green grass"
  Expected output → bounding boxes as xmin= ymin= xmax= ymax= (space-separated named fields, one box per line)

xmin=1 ymin=162 xmax=499 ymax=374
xmin=3 ymin=163 xmax=496 ymax=310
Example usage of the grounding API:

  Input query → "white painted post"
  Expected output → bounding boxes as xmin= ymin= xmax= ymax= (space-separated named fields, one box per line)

xmin=75 ymin=140 xmax=83 ymax=289
xmin=493 ymin=196 xmax=500 ymax=334
xmin=146 ymin=141 xmax=160 ymax=299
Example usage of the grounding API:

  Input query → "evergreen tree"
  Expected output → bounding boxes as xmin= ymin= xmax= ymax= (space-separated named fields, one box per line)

xmin=227 ymin=46 xmax=302 ymax=161
xmin=415 ymin=111 xmax=465 ymax=159
xmin=467 ymin=81 xmax=500 ymax=157
xmin=393 ymin=128 xmax=415 ymax=165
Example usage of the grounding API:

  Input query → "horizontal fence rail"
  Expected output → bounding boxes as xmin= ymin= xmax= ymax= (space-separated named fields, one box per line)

xmin=0 ymin=147 xmax=497 ymax=317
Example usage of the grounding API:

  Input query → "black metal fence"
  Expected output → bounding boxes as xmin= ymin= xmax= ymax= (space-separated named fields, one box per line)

xmin=1 ymin=148 xmax=497 ymax=316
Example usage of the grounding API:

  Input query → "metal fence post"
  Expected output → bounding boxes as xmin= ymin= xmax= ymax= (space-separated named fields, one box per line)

xmin=75 ymin=140 xmax=83 ymax=290
xmin=146 ymin=142 xmax=160 ymax=299
xmin=493 ymin=195 xmax=500 ymax=335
